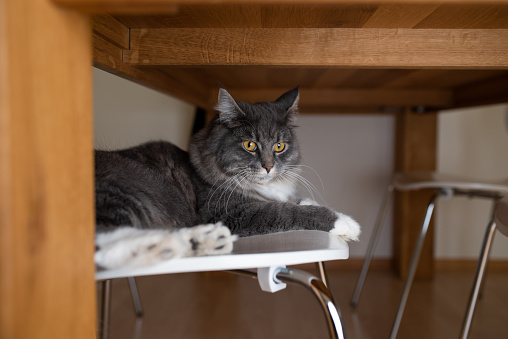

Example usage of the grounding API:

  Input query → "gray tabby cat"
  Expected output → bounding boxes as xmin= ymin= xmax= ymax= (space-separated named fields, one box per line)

xmin=94 ymin=87 xmax=360 ymax=269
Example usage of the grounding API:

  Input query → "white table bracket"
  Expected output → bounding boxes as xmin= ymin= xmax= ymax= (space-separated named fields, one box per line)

xmin=257 ymin=266 xmax=287 ymax=293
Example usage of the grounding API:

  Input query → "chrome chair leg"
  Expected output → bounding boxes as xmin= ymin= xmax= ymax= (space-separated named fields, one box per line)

xmin=100 ymin=279 xmax=112 ymax=339
xmin=316 ymin=261 xmax=331 ymax=288
xmin=277 ymin=267 xmax=346 ymax=339
xmin=351 ymin=184 xmax=394 ymax=307
xmin=128 ymin=277 xmax=144 ymax=317
xmin=389 ymin=191 xmax=443 ymax=339
xmin=477 ymin=198 xmax=500 ymax=300
xmin=460 ymin=219 xmax=497 ymax=339
xmin=230 ymin=267 xmax=346 ymax=339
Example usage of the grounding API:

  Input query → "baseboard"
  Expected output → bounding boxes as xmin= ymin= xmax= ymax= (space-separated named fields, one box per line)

xmin=435 ymin=259 xmax=508 ymax=272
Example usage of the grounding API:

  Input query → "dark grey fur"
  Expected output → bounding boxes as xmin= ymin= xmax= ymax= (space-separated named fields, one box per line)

xmin=95 ymin=87 xmax=339 ymax=237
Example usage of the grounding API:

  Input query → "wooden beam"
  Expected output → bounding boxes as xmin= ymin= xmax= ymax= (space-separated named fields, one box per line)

xmin=454 ymin=75 xmax=508 ymax=108
xmin=53 ymin=0 xmax=508 ymax=14
xmin=362 ymin=4 xmax=440 ymax=28
xmin=92 ymin=29 xmax=210 ymax=107
xmin=394 ymin=109 xmax=437 ymax=279
xmin=221 ymin=88 xmax=453 ymax=110
xmin=54 ymin=0 xmax=179 ymax=14
xmin=125 ymin=28 xmax=508 ymax=69
xmin=92 ymin=15 xmax=129 ymax=49
xmin=1 ymin=0 xmax=95 ymax=338
xmin=92 ymin=15 xmax=211 ymax=106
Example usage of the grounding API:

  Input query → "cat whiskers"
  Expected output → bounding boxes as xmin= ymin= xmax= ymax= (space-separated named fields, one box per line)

xmin=287 ymin=164 xmax=326 ymax=191
xmin=207 ymin=168 xmax=249 ymax=217
xmin=283 ymin=170 xmax=319 ymax=201
xmin=206 ymin=167 xmax=245 ymax=211
xmin=282 ymin=165 xmax=326 ymax=204
xmin=224 ymin=171 xmax=250 ymax=218
xmin=214 ymin=170 xmax=246 ymax=216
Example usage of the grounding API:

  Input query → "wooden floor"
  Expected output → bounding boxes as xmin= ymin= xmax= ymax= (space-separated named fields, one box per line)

xmin=98 ymin=264 xmax=508 ymax=339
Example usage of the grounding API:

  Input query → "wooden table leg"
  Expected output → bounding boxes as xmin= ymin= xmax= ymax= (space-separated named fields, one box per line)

xmin=393 ymin=108 xmax=437 ymax=279
xmin=0 ymin=1 xmax=95 ymax=338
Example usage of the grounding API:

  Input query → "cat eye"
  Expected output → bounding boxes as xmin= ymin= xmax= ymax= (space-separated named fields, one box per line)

xmin=243 ymin=140 xmax=257 ymax=152
xmin=274 ymin=142 xmax=286 ymax=152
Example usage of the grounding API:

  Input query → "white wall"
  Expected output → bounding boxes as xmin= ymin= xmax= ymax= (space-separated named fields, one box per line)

xmin=93 ymin=68 xmax=195 ymax=150
xmin=296 ymin=115 xmax=395 ymax=258
xmin=296 ymin=105 xmax=508 ymax=260
xmin=437 ymin=104 xmax=508 ymax=259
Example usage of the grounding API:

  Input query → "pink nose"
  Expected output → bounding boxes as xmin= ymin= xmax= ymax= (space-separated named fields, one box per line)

xmin=264 ymin=166 xmax=273 ymax=173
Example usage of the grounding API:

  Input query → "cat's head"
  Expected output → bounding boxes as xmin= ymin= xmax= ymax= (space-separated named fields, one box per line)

xmin=189 ymin=86 xmax=301 ymax=200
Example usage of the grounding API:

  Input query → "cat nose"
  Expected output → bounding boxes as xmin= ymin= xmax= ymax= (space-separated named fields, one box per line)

xmin=263 ymin=166 xmax=273 ymax=173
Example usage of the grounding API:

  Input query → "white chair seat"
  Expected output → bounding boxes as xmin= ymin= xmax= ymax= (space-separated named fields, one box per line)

xmin=96 ymin=230 xmax=348 ymax=281
xmin=393 ymin=171 xmax=508 ymax=193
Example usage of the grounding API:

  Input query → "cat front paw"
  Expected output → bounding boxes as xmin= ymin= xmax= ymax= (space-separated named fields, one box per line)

xmin=181 ymin=222 xmax=238 ymax=256
xmin=95 ymin=227 xmax=187 ymax=269
xmin=330 ymin=212 xmax=361 ymax=242
xmin=95 ymin=223 xmax=238 ymax=270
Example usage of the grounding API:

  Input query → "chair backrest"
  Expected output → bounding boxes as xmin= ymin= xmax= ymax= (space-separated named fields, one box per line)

xmin=495 ymin=197 xmax=508 ymax=237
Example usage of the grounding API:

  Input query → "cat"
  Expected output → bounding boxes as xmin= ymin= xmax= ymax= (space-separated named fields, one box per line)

xmin=94 ymin=86 xmax=360 ymax=269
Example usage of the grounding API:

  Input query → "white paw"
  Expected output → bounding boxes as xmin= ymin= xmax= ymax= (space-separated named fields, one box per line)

xmin=299 ymin=198 xmax=321 ymax=206
xmin=95 ymin=227 xmax=188 ymax=269
xmin=330 ymin=212 xmax=361 ymax=242
xmin=95 ymin=223 xmax=237 ymax=269
xmin=178 ymin=222 xmax=238 ymax=256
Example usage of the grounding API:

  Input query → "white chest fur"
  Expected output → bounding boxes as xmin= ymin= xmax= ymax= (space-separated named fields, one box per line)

xmin=249 ymin=179 xmax=297 ymax=202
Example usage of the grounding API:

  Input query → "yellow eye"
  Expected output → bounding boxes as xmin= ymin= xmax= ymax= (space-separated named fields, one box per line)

xmin=243 ymin=140 xmax=257 ymax=152
xmin=274 ymin=142 xmax=285 ymax=152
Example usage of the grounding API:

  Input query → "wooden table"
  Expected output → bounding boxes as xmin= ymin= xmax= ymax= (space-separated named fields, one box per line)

xmin=2 ymin=1 xmax=508 ymax=338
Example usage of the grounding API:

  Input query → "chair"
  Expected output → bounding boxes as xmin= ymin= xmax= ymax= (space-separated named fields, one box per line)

xmin=96 ymin=230 xmax=349 ymax=339
xmin=461 ymin=196 xmax=508 ymax=338
xmin=350 ymin=171 xmax=508 ymax=339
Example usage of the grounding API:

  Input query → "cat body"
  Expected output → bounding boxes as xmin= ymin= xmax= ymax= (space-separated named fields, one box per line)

xmin=95 ymin=87 xmax=360 ymax=269
xmin=95 ymin=142 xmax=198 ymax=232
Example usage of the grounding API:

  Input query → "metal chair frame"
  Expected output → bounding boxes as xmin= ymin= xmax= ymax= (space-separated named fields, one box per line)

xmin=460 ymin=197 xmax=508 ymax=338
xmin=351 ymin=172 xmax=508 ymax=339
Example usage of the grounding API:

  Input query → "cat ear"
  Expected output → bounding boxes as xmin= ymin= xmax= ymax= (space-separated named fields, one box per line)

xmin=276 ymin=86 xmax=300 ymax=124
xmin=215 ymin=87 xmax=246 ymax=125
